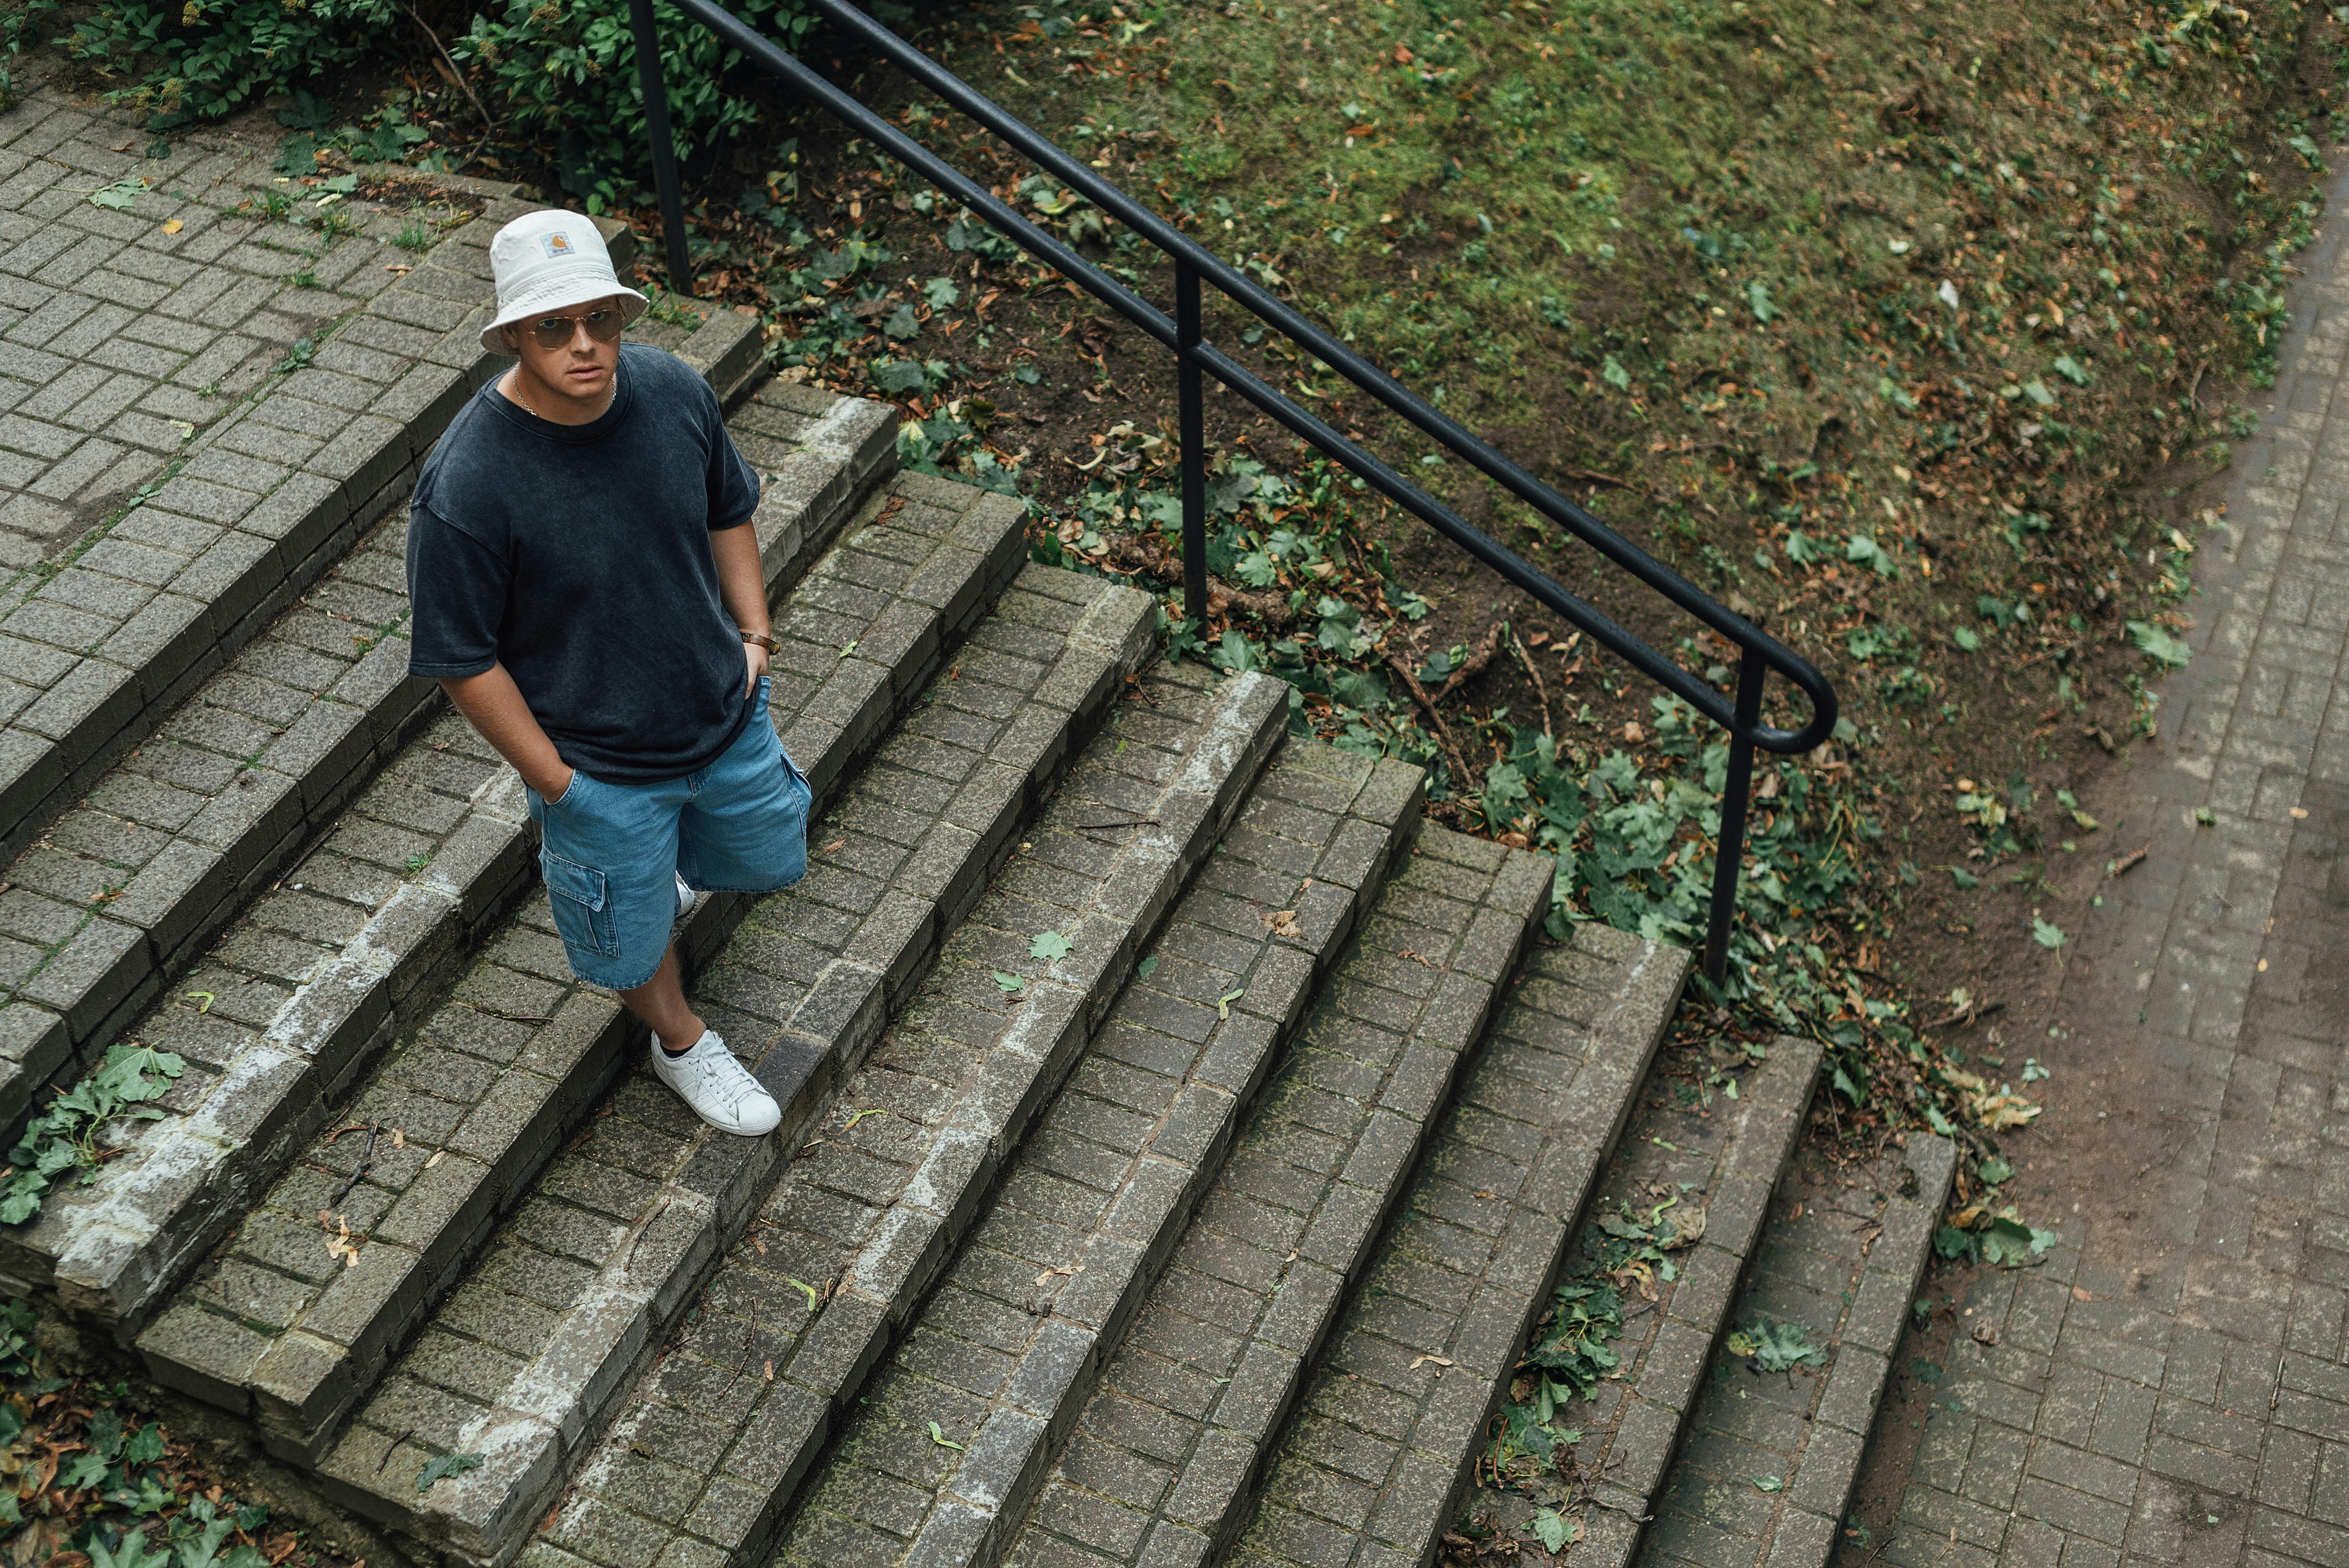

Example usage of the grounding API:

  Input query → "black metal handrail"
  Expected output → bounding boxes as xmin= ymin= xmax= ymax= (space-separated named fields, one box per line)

xmin=622 ymin=0 xmax=1839 ymax=984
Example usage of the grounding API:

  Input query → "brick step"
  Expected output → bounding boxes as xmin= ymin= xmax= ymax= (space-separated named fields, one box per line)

xmin=1255 ymin=1021 xmax=1818 ymax=1568
xmin=1231 ymin=943 xmax=1813 ymax=1568
xmin=0 ymin=447 xmax=984 ymax=1335
xmin=1634 ymin=1135 xmax=1954 ymax=1568
xmin=0 ymin=309 xmax=836 ymax=1153
xmin=140 ymin=551 xmax=1149 ymax=1459
xmin=768 ymin=819 xmax=1556 ymax=1568
xmin=133 ymin=551 xmax=1144 ymax=1465
xmin=300 ymin=659 xmax=1287 ymax=1566
xmin=993 ymin=921 xmax=1688 ymax=1568
xmin=0 ymin=188 xmax=660 ymax=870
xmin=654 ymin=742 xmax=1451 ymax=1568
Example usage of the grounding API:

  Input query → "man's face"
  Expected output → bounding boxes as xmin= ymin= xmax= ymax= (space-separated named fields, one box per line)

xmin=505 ymin=294 xmax=623 ymax=403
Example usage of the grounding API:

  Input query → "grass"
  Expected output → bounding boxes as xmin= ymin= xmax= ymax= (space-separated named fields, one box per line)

xmin=668 ymin=0 xmax=2336 ymax=1142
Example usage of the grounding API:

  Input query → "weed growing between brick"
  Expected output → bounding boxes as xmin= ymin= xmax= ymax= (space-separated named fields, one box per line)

xmin=0 ymin=1048 xmax=184 ymax=1226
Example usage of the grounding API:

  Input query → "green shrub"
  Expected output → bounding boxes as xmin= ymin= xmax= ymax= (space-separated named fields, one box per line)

xmin=68 ymin=0 xmax=399 ymax=124
xmin=453 ymin=0 xmax=816 ymax=204
xmin=64 ymin=0 xmax=821 ymax=198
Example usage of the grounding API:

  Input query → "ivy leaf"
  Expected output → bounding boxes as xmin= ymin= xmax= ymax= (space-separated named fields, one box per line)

xmin=1136 ymin=955 xmax=1159 ymax=981
xmin=1724 ymin=1318 xmax=1825 ymax=1372
xmin=2126 ymin=620 xmax=2191 ymax=668
xmin=993 ymin=971 xmax=1026 ymax=995
xmin=2052 ymin=353 xmax=2093 ymax=386
xmin=1751 ymin=1475 xmax=1785 ymax=1493
xmin=921 ymin=276 xmax=961 ymax=309
xmin=883 ymin=303 xmax=920 ymax=340
xmin=416 ymin=1452 xmax=485 ymax=1493
xmin=87 ymin=178 xmax=148 ymax=212
xmin=2022 ymin=379 xmax=2056 ymax=407
xmin=872 ymin=358 xmax=930 ymax=395
xmin=1948 ymin=866 xmax=1980 ymax=888
xmin=1530 ymin=1510 xmax=1576 ymax=1552
xmin=1980 ymin=1216 xmax=2056 ymax=1266
xmin=1951 ymin=625 xmax=1981 ymax=652
xmin=2031 ymin=916 xmax=2067 ymax=950
xmin=1844 ymin=533 xmax=1898 ymax=578
xmin=1600 ymin=355 xmax=1631 ymax=390
xmin=1030 ymin=931 xmax=1072 ymax=962
xmin=1746 ymin=278 xmax=1779 ymax=322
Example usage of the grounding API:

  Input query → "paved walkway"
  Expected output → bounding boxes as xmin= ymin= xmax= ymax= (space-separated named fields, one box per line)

xmin=0 ymin=55 xmax=436 ymax=571
xmin=1885 ymin=167 xmax=2349 ymax=1564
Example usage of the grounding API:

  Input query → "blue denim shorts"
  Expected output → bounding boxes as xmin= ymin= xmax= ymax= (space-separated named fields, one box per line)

xmin=525 ymin=677 xmax=811 ymax=990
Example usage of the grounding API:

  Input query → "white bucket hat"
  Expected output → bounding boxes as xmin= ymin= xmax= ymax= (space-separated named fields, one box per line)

xmin=479 ymin=208 xmax=649 ymax=355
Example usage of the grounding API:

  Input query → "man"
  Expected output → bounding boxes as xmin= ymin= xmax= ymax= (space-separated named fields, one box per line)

xmin=404 ymin=209 xmax=804 ymax=1137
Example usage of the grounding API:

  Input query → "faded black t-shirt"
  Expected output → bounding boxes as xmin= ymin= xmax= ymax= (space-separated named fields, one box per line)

xmin=405 ymin=343 xmax=763 ymax=783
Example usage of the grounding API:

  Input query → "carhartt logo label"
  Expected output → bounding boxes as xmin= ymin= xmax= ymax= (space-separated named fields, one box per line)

xmin=541 ymin=232 xmax=574 ymax=260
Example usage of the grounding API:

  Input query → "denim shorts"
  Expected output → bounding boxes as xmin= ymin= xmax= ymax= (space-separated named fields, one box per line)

xmin=525 ymin=677 xmax=811 ymax=990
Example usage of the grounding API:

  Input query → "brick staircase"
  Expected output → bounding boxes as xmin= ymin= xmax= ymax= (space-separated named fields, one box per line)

xmin=0 ymin=173 xmax=1951 ymax=1568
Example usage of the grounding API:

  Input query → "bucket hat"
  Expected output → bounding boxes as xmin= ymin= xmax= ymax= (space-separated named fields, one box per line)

xmin=479 ymin=208 xmax=649 ymax=354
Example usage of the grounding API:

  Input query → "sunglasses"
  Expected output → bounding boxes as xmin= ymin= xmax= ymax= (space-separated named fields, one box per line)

xmin=520 ymin=307 xmax=624 ymax=351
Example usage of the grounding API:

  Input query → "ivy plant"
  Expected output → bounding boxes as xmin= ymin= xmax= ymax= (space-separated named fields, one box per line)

xmin=0 ymin=1045 xmax=186 ymax=1226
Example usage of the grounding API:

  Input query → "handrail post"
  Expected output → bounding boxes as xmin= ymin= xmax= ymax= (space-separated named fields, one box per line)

xmin=1175 ymin=259 xmax=1207 ymax=628
xmin=628 ymin=0 xmax=695 ymax=294
xmin=1704 ymin=649 xmax=1767 ymax=988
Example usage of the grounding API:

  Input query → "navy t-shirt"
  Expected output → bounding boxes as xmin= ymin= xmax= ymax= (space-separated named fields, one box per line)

xmin=405 ymin=343 xmax=763 ymax=783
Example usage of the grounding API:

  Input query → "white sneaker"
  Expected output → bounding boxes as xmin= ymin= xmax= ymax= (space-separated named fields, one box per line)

xmin=675 ymin=872 xmax=694 ymax=920
xmin=651 ymin=1030 xmax=781 ymax=1136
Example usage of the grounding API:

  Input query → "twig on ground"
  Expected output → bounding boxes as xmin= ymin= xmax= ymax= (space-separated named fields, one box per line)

xmin=328 ymin=1123 xmax=379 ymax=1211
xmin=1383 ymin=648 xmax=1476 ymax=786
xmin=405 ymin=5 xmax=497 ymax=130
xmin=1510 ymin=628 xmax=1553 ymax=740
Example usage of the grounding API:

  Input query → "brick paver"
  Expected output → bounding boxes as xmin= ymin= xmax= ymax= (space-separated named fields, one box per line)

xmin=1639 ymin=1136 xmax=1953 ymax=1568
xmin=1 ymin=462 xmax=1003 ymax=1331
xmin=314 ymin=662 xmax=1284 ymax=1565
xmin=0 ymin=62 xmax=527 ymax=875
xmin=1876 ymin=164 xmax=2349 ymax=1567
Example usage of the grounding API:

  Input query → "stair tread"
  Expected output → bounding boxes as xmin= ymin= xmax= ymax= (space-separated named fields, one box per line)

xmin=730 ymin=747 xmax=1455 ymax=1568
xmin=1634 ymin=1135 xmax=1953 ymax=1568
xmin=1406 ymin=1026 xmax=1821 ymax=1568
xmin=1209 ymin=928 xmax=1696 ymax=1568
xmin=0 ymin=504 xmax=434 ymax=1147
xmin=2 ymin=412 xmax=933 ymax=1330
xmin=312 ymin=659 xmax=1282 ymax=1564
xmin=0 ymin=371 xmax=884 ymax=1198
xmin=988 ymin=921 xmax=1674 ymax=1568
xmin=135 ymin=554 xmax=1140 ymax=1459
xmin=1535 ymin=1033 xmax=1820 ymax=1568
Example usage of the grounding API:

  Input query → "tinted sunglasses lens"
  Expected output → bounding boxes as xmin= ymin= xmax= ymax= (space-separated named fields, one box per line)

xmin=527 ymin=312 xmax=623 ymax=349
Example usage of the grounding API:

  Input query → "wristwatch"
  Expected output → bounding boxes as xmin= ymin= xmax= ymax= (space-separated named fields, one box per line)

xmin=741 ymin=630 xmax=776 ymax=652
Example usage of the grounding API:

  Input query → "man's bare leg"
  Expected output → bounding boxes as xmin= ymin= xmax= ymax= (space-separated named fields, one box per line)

xmin=618 ymin=945 xmax=707 ymax=1054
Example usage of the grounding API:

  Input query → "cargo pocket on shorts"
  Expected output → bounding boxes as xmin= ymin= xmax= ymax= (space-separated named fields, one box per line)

xmin=541 ymin=851 xmax=621 ymax=958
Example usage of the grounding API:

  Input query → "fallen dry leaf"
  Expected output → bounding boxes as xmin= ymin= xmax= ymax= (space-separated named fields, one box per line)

xmin=823 ymin=839 xmax=846 ymax=854
xmin=160 ymin=218 xmax=182 ymax=234
xmin=425 ymin=1149 xmax=444 ymax=1169
xmin=1412 ymin=1354 xmax=1454 ymax=1369
xmin=1260 ymin=908 xmax=1301 ymax=939
xmin=392 ymin=1127 xmax=405 ymax=1149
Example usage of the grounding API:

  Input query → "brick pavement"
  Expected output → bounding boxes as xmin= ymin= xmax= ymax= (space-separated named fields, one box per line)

xmin=1876 ymin=161 xmax=2349 ymax=1568
xmin=0 ymin=383 xmax=905 ymax=1332
xmin=1639 ymin=1136 xmax=1953 ymax=1568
